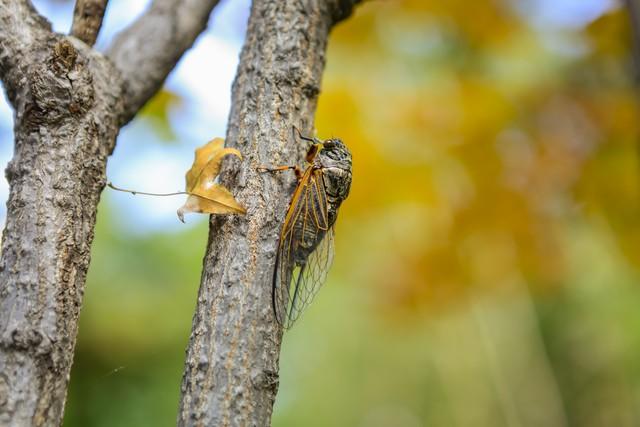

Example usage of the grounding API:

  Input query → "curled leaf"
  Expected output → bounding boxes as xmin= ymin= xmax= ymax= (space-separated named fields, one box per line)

xmin=177 ymin=137 xmax=246 ymax=222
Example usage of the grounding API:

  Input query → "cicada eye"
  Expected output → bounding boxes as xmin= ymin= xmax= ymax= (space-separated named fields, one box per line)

xmin=323 ymin=140 xmax=336 ymax=149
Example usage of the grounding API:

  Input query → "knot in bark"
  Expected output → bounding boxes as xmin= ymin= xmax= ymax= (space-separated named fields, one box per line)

xmin=25 ymin=38 xmax=96 ymax=126
xmin=51 ymin=39 xmax=78 ymax=72
xmin=5 ymin=327 xmax=44 ymax=351
xmin=251 ymin=369 xmax=279 ymax=392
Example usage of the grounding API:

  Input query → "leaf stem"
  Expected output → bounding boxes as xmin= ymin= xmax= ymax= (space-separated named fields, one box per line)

xmin=106 ymin=182 xmax=187 ymax=197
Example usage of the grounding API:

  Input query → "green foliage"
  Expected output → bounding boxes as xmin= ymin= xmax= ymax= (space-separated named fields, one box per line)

xmin=138 ymin=90 xmax=182 ymax=142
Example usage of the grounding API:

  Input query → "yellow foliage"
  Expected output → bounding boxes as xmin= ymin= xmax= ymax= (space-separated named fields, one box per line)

xmin=316 ymin=0 xmax=640 ymax=313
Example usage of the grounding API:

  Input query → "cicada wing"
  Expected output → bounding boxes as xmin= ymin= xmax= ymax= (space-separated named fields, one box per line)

xmin=272 ymin=171 xmax=310 ymax=328
xmin=285 ymin=228 xmax=334 ymax=327
xmin=310 ymin=169 xmax=329 ymax=231
xmin=272 ymin=169 xmax=335 ymax=329
xmin=272 ymin=203 xmax=303 ymax=327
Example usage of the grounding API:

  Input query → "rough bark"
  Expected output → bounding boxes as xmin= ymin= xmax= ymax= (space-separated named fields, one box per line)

xmin=0 ymin=36 xmax=122 ymax=427
xmin=177 ymin=1 xmax=360 ymax=426
xmin=70 ymin=0 xmax=109 ymax=46
xmin=0 ymin=1 xmax=221 ymax=425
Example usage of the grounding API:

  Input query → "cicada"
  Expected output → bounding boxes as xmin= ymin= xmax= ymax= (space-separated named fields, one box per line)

xmin=261 ymin=128 xmax=352 ymax=328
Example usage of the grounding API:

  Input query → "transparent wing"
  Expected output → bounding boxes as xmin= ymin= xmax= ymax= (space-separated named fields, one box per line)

xmin=281 ymin=228 xmax=334 ymax=328
xmin=273 ymin=169 xmax=335 ymax=329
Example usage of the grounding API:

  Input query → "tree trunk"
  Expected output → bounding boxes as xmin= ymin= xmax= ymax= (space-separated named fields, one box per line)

xmin=0 ymin=1 xmax=220 ymax=425
xmin=177 ymin=1 xmax=359 ymax=425
xmin=0 ymin=36 xmax=122 ymax=426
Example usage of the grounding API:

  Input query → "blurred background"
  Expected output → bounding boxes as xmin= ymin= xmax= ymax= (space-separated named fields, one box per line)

xmin=1 ymin=0 xmax=640 ymax=425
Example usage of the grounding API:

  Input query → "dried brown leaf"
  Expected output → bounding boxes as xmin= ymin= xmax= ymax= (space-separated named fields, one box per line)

xmin=177 ymin=138 xmax=246 ymax=222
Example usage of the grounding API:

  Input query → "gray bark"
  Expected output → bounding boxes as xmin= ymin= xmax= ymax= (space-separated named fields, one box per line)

xmin=0 ymin=1 xmax=220 ymax=425
xmin=70 ymin=0 xmax=109 ymax=46
xmin=177 ymin=1 xmax=360 ymax=426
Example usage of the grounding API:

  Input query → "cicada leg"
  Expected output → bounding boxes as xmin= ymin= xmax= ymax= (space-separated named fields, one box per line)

xmin=293 ymin=126 xmax=317 ymax=144
xmin=257 ymin=165 xmax=303 ymax=181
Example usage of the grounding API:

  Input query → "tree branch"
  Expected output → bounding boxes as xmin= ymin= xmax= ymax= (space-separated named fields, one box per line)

xmin=107 ymin=0 xmax=220 ymax=125
xmin=0 ymin=35 xmax=124 ymax=426
xmin=626 ymin=0 xmax=640 ymax=83
xmin=177 ymin=1 xmax=359 ymax=425
xmin=0 ymin=0 xmax=51 ymax=106
xmin=70 ymin=0 xmax=109 ymax=46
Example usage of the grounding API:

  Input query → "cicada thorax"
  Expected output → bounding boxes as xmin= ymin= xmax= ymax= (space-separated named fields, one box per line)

xmin=296 ymin=140 xmax=352 ymax=259
xmin=314 ymin=138 xmax=352 ymax=220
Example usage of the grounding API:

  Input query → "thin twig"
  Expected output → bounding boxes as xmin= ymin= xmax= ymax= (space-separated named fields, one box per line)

xmin=70 ymin=0 xmax=109 ymax=46
xmin=107 ymin=181 xmax=186 ymax=197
